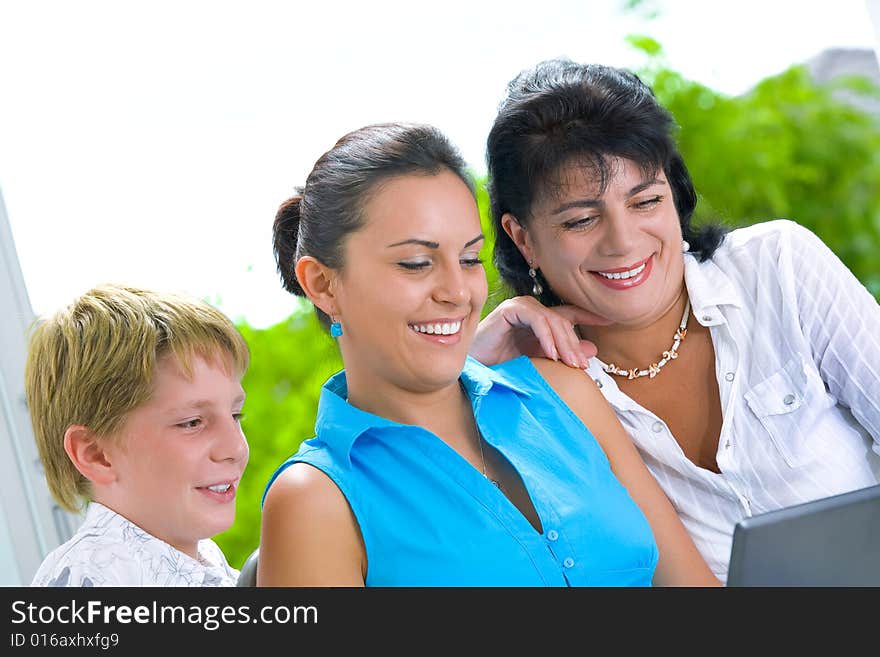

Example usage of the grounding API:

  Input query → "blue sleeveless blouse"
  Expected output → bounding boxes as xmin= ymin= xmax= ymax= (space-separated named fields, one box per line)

xmin=264 ymin=356 xmax=658 ymax=586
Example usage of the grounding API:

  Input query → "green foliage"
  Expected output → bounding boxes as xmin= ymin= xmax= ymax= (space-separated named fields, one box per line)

xmin=625 ymin=34 xmax=663 ymax=58
xmin=214 ymin=309 xmax=342 ymax=567
xmin=215 ymin=56 xmax=880 ymax=569
xmin=646 ymin=65 xmax=880 ymax=296
xmin=474 ymin=171 xmax=508 ymax=315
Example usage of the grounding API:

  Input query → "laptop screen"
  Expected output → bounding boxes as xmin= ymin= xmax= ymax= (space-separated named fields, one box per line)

xmin=726 ymin=484 xmax=880 ymax=586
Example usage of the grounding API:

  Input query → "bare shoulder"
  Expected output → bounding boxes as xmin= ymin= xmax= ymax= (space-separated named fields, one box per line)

xmin=262 ymin=462 xmax=349 ymax=520
xmin=259 ymin=462 xmax=365 ymax=586
xmin=528 ymin=356 xmax=627 ymax=456
xmin=528 ymin=356 xmax=605 ymax=406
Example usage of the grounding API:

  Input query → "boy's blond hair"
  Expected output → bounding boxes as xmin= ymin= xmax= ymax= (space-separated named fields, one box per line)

xmin=24 ymin=284 xmax=250 ymax=513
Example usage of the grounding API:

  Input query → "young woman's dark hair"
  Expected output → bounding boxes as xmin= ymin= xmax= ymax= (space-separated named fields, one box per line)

xmin=273 ymin=122 xmax=473 ymax=329
xmin=486 ymin=58 xmax=727 ymax=305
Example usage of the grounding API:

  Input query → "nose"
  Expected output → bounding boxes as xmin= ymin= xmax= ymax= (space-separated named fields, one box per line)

xmin=432 ymin=261 xmax=469 ymax=306
xmin=212 ymin=417 xmax=249 ymax=465
xmin=597 ymin=211 xmax=636 ymax=257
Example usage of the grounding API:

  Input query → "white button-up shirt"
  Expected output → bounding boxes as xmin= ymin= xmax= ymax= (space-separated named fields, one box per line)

xmin=587 ymin=220 xmax=880 ymax=583
xmin=31 ymin=502 xmax=240 ymax=587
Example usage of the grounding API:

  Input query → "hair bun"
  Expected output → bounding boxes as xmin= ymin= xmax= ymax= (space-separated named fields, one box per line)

xmin=272 ymin=191 xmax=306 ymax=296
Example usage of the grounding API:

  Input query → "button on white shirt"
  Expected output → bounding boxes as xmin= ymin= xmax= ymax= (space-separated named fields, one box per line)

xmin=587 ymin=220 xmax=880 ymax=584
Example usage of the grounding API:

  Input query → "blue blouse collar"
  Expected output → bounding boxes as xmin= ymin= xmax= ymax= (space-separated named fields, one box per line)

xmin=314 ymin=355 xmax=530 ymax=459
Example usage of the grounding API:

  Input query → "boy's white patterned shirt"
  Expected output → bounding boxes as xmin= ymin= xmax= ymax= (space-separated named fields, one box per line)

xmin=31 ymin=502 xmax=239 ymax=587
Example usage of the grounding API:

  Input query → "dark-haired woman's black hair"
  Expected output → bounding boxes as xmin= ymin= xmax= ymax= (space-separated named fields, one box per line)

xmin=486 ymin=59 xmax=727 ymax=305
xmin=272 ymin=122 xmax=473 ymax=329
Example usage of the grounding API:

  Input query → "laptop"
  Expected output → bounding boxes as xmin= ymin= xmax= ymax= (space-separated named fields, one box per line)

xmin=726 ymin=484 xmax=880 ymax=586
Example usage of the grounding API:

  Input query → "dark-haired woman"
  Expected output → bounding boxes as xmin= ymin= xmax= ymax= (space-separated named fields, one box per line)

xmin=471 ymin=59 xmax=880 ymax=583
xmin=258 ymin=122 xmax=719 ymax=587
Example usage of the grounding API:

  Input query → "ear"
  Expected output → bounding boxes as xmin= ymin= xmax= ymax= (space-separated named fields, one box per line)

xmin=501 ymin=213 xmax=536 ymax=264
xmin=295 ymin=256 xmax=339 ymax=317
xmin=63 ymin=425 xmax=117 ymax=486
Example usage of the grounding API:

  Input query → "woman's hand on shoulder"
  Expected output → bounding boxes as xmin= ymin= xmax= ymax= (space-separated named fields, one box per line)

xmin=258 ymin=463 xmax=365 ymax=586
xmin=470 ymin=296 xmax=609 ymax=368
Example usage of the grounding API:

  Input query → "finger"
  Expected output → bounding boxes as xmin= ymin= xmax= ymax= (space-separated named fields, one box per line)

xmin=501 ymin=298 xmax=603 ymax=366
xmin=578 ymin=338 xmax=598 ymax=361
xmin=500 ymin=299 xmax=558 ymax=346
xmin=509 ymin=299 xmax=586 ymax=366
xmin=500 ymin=296 xmax=551 ymax=328
xmin=529 ymin=315 xmax=560 ymax=362
xmin=546 ymin=307 xmax=601 ymax=366
xmin=546 ymin=314 xmax=583 ymax=369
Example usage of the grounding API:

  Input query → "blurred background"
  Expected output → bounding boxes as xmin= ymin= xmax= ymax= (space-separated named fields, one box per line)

xmin=2 ymin=0 xmax=880 ymax=575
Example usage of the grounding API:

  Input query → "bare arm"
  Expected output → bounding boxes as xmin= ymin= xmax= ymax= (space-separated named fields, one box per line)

xmin=257 ymin=463 xmax=365 ymax=587
xmin=531 ymin=358 xmax=721 ymax=587
xmin=470 ymin=296 xmax=609 ymax=368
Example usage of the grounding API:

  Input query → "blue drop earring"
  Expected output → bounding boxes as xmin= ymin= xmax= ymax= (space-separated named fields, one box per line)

xmin=330 ymin=320 xmax=343 ymax=338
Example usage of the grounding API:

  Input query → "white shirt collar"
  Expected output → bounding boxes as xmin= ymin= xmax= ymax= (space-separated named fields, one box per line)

xmin=85 ymin=502 xmax=237 ymax=586
xmin=684 ymin=252 xmax=743 ymax=325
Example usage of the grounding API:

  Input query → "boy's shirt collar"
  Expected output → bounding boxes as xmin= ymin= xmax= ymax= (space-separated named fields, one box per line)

xmin=84 ymin=502 xmax=237 ymax=586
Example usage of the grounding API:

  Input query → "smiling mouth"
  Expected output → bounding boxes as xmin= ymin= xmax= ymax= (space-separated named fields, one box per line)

xmin=595 ymin=262 xmax=647 ymax=280
xmin=407 ymin=319 xmax=463 ymax=335
xmin=592 ymin=255 xmax=652 ymax=279
xmin=197 ymin=480 xmax=237 ymax=493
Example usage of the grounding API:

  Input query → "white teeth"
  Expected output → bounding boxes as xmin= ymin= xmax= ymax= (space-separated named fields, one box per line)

xmin=207 ymin=483 xmax=231 ymax=493
xmin=598 ymin=262 xmax=646 ymax=280
xmin=409 ymin=321 xmax=462 ymax=335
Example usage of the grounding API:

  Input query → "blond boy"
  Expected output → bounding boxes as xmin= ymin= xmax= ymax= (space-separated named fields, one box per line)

xmin=26 ymin=284 xmax=249 ymax=586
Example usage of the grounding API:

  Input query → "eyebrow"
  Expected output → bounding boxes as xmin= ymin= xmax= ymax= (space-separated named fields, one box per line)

xmin=551 ymin=178 xmax=664 ymax=215
xmin=386 ymin=234 xmax=484 ymax=249
xmin=170 ymin=393 xmax=246 ymax=413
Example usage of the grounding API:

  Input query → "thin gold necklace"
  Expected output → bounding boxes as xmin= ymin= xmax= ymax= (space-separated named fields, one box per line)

xmin=602 ymin=298 xmax=690 ymax=380
xmin=476 ymin=431 xmax=503 ymax=490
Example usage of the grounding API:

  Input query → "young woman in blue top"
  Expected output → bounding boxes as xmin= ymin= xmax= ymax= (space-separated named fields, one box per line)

xmin=259 ymin=122 xmax=719 ymax=587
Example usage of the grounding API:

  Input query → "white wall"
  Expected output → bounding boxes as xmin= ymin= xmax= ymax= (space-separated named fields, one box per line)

xmin=868 ymin=0 xmax=880 ymax=65
xmin=0 ymin=186 xmax=79 ymax=585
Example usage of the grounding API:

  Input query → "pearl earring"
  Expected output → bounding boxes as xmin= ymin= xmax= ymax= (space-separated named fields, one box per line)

xmin=682 ymin=240 xmax=690 ymax=253
xmin=528 ymin=262 xmax=543 ymax=296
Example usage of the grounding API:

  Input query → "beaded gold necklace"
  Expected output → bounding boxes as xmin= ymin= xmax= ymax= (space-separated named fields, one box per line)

xmin=601 ymin=299 xmax=690 ymax=380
